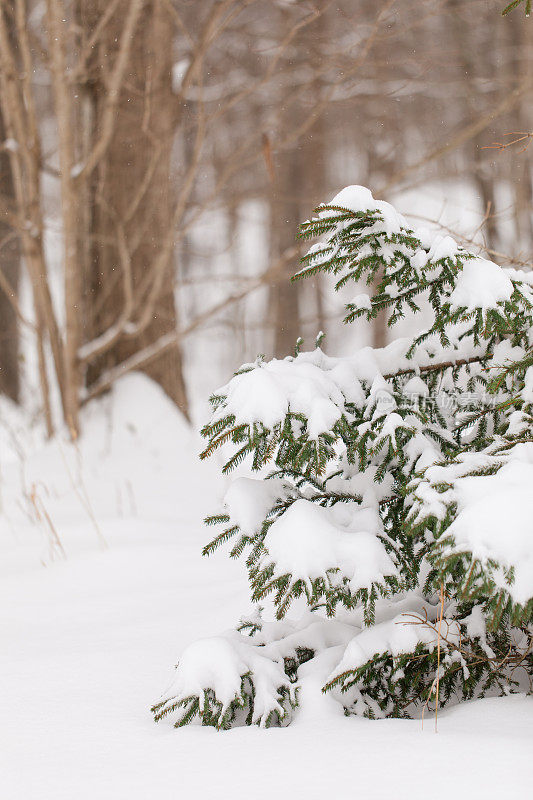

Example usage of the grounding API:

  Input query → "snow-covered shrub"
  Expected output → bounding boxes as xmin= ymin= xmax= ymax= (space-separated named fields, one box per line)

xmin=152 ymin=185 xmax=533 ymax=728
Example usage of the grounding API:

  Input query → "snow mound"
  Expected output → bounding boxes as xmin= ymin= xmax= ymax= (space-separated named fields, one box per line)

xmin=0 ymin=373 xmax=216 ymax=566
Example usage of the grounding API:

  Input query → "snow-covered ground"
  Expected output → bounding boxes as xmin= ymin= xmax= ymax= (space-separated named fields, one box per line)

xmin=1 ymin=375 xmax=531 ymax=799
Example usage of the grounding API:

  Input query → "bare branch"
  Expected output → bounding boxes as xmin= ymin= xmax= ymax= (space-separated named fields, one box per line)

xmin=72 ymin=0 xmax=145 ymax=183
xmin=379 ymin=77 xmax=533 ymax=193
xmin=81 ymin=245 xmax=298 ymax=399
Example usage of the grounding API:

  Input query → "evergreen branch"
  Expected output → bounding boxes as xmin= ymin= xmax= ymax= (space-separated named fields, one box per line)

xmin=383 ymin=354 xmax=492 ymax=380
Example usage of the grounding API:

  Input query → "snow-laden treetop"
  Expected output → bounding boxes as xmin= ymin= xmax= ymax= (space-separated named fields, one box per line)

xmin=154 ymin=185 xmax=533 ymax=730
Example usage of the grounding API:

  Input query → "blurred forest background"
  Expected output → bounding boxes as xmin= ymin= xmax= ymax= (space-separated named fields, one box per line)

xmin=0 ymin=0 xmax=532 ymax=433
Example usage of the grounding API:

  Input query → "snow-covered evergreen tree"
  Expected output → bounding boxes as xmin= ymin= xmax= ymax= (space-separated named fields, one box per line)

xmin=152 ymin=186 xmax=533 ymax=729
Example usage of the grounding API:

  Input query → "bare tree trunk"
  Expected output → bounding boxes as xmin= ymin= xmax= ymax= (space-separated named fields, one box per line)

xmin=80 ymin=0 xmax=189 ymax=418
xmin=0 ymin=107 xmax=20 ymax=401
xmin=0 ymin=2 xmax=60 ymax=434
xmin=47 ymin=0 xmax=82 ymax=434
xmin=302 ymin=29 xmax=328 ymax=343
xmin=449 ymin=0 xmax=499 ymax=252
xmin=508 ymin=11 xmax=533 ymax=250
xmin=268 ymin=146 xmax=302 ymax=358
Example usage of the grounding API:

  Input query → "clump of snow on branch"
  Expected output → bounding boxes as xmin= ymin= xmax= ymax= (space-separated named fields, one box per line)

xmin=442 ymin=446 xmax=533 ymax=605
xmin=450 ymin=257 xmax=514 ymax=310
xmin=223 ymin=477 xmax=294 ymax=536
xmin=152 ymin=632 xmax=297 ymax=728
xmin=261 ymin=499 xmax=398 ymax=594
xmin=329 ymin=611 xmax=460 ymax=682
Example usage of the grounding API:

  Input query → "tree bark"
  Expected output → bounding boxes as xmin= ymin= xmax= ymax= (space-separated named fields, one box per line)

xmin=448 ymin=0 xmax=499 ymax=252
xmin=79 ymin=0 xmax=189 ymax=418
xmin=0 ymin=107 xmax=20 ymax=402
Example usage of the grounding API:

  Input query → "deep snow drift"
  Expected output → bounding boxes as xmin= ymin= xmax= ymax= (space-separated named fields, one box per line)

xmin=1 ymin=374 xmax=531 ymax=799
